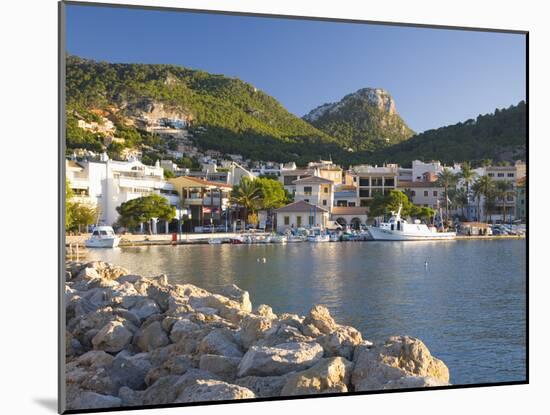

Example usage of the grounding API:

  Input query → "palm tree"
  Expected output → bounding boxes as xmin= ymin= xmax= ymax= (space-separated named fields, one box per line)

xmin=471 ymin=179 xmax=483 ymax=221
xmin=437 ymin=167 xmax=457 ymax=223
xmin=476 ymin=175 xmax=495 ymax=222
xmin=459 ymin=162 xmax=477 ymax=210
xmin=451 ymin=188 xmax=468 ymax=219
xmin=495 ymin=180 xmax=514 ymax=223
xmin=230 ymin=177 xmax=262 ymax=228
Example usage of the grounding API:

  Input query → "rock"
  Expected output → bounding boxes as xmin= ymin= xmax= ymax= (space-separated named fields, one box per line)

xmin=170 ymin=318 xmax=200 ymax=343
xmin=317 ymin=325 xmax=363 ymax=360
xmin=281 ymin=357 xmax=353 ymax=396
xmin=235 ymin=375 xmax=290 ymax=398
xmin=109 ymin=352 xmax=152 ymax=390
xmin=130 ymin=298 xmax=161 ymax=320
xmin=220 ymin=284 xmax=252 ymax=312
xmin=256 ymin=324 xmax=310 ymax=347
xmin=134 ymin=321 xmax=169 ymax=352
xmin=146 ymin=284 xmax=172 ymax=312
xmin=173 ymin=368 xmax=221 ymax=391
xmin=141 ymin=375 xmax=182 ymax=405
xmin=77 ymin=350 xmax=115 ymax=368
xmin=144 ymin=355 xmax=194 ymax=386
xmin=303 ymin=305 xmax=337 ymax=335
xmin=69 ymin=391 xmax=122 ymax=410
xmin=239 ymin=315 xmax=273 ymax=348
xmin=382 ymin=375 xmax=449 ymax=389
xmin=77 ymin=266 xmax=102 ymax=281
xmin=175 ymin=379 xmax=255 ymax=403
xmin=199 ymin=354 xmax=241 ymax=381
xmin=237 ymin=342 xmax=324 ymax=377
xmin=278 ymin=313 xmax=304 ymax=330
xmin=254 ymin=304 xmax=277 ymax=319
xmin=351 ymin=336 xmax=450 ymax=392
xmin=91 ymin=321 xmax=133 ymax=353
xmin=118 ymin=386 xmax=143 ymax=407
xmin=198 ymin=329 xmax=243 ymax=358
xmin=301 ymin=323 xmax=322 ymax=338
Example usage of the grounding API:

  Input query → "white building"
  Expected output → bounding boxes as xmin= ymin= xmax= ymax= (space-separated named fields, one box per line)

xmin=274 ymin=201 xmax=329 ymax=233
xmin=293 ymin=176 xmax=334 ymax=212
xmin=66 ymin=155 xmax=179 ymax=231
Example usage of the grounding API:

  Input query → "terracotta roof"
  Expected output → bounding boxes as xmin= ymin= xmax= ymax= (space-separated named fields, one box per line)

xmin=331 ymin=207 xmax=369 ymax=215
xmin=292 ymin=176 xmax=333 ymax=185
xmin=398 ymin=181 xmax=442 ymax=188
xmin=275 ymin=201 xmax=328 ymax=213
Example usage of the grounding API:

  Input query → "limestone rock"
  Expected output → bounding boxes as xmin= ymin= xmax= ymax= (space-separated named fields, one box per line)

xmin=199 ymin=354 xmax=241 ymax=381
xmin=351 ymin=336 xmax=450 ymax=392
xmin=198 ymin=329 xmax=243 ymax=358
xmin=170 ymin=318 xmax=200 ymax=343
xmin=254 ymin=304 xmax=277 ymax=320
xmin=239 ymin=315 xmax=273 ymax=348
xmin=176 ymin=379 xmax=255 ymax=403
xmin=237 ymin=342 xmax=324 ymax=377
xmin=303 ymin=305 xmax=337 ymax=334
xmin=382 ymin=375 xmax=449 ymax=389
xmin=281 ymin=357 xmax=353 ymax=396
xmin=109 ymin=352 xmax=151 ymax=391
xmin=134 ymin=321 xmax=169 ymax=352
xmin=235 ymin=375 xmax=289 ymax=398
xmin=91 ymin=321 xmax=133 ymax=353
xmin=69 ymin=391 xmax=122 ymax=410
xmin=317 ymin=325 xmax=363 ymax=360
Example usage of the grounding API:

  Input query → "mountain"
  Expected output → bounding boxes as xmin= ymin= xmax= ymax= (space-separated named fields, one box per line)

xmin=366 ymin=101 xmax=527 ymax=166
xmin=65 ymin=56 xmax=343 ymax=164
xmin=303 ymin=88 xmax=415 ymax=152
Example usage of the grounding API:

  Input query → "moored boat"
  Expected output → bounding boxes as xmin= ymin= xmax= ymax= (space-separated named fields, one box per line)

xmin=85 ymin=226 xmax=120 ymax=248
xmin=367 ymin=205 xmax=456 ymax=241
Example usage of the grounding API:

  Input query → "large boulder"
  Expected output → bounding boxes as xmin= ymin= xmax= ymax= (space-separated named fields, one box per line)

xmin=220 ymin=284 xmax=252 ymax=313
xmin=303 ymin=305 xmax=337 ymax=335
xmin=280 ymin=357 xmax=353 ymax=396
xmin=255 ymin=324 xmax=311 ymax=348
xmin=108 ymin=352 xmax=152 ymax=391
xmin=317 ymin=325 xmax=363 ymax=360
xmin=199 ymin=354 xmax=241 ymax=381
xmin=198 ymin=329 xmax=243 ymax=358
xmin=169 ymin=318 xmax=200 ymax=343
xmin=134 ymin=321 xmax=169 ymax=352
xmin=91 ymin=321 xmax=133 ymax=353
xmin=382 ymin=375 xmax=449 ymax=389
xmin=129 ymin=298 xmax=161 ymax=320
xmin=237 ymin=342 xmax=324 ymax=377
xmin=68 ymin=391 xmax=122 ymax=410
xmin=175 ymin=379 xmax=255 ymax=403
xmin=234 ymin=375 xmax=290 ymax=398
xmin=351 ymin=336 xmax=450 ymax=391
xmin=254 ymin=304 xmax=277 ymax=320
xmin=239 ymin=315 xmax=273 ymax=348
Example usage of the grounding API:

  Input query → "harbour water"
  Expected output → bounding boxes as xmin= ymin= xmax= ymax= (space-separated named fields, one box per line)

xmin=87 ymin=239 xmax=527 ymax=386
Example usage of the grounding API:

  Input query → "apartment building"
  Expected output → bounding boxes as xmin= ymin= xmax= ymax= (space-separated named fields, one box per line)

xmin=352 ymin=164 xmax=399 ymax=206
xmin=292 ymin=176 xmax=334 ymax=212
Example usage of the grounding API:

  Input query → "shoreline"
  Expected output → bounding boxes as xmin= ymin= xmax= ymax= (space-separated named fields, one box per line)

xmin=65 ymin=260 xmax=450 ymax=410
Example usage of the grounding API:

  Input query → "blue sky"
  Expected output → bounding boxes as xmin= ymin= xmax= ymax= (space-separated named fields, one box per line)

xmin=66 ymin=4 xmax=526 ymax=133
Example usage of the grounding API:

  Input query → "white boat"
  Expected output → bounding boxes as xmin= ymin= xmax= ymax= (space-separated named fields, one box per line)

xmin=270 ymin=234 xmax=288 ymax=244
xmin=367 ymin=205 xmax=456 ymax=241
xmin=208 ymin=238 xmax=223 ymax=244
xmin=307 ymin=228 xmax=330 ymax=243
xmin=287 ymin=235 xmax=306 ymax=243
xmin=85 ymin=226 xmax=120 ymax=248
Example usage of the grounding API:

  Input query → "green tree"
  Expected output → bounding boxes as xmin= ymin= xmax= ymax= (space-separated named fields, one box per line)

xmin=69 ymin=202 xmax=100 ymax=232
xmin=116 ymin=194 xmax=176 ymax=234
xmin=367 ymin=189 xmax=417 ymax=219
xmin=437 ymin=168 xmax=457 ymax=222
xmin=459 ymin=161 xmax=477 ymax=205
xmin=495 ymin=180 xmax=514 ymax=223
xmin=230 ymin=177 xmax=262 ymax=227
xmin=476 ymin=175 xmax=495 ymax=222
xmin=163 ymin=168 xmax=175 ymax=179
xmin=471 ymin=179 xmax=483 ymax=221
xmin=254 ymin=177 xmax=289 ymax=209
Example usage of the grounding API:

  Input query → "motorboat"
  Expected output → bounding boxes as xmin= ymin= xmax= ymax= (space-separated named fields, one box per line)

xmin=85 ymin=226 xmax=120 ymax=248
xmin=307 ymin=227 xmax=330 ymax=243
xmin=270 ymin=234 xmax=288 ymax=244
xmin=287 ymin=235 xmax=306 ymax=243
xmin=207 ymin=238 xmax=224 ymax=244
xmin=367 ymin=205 xmax=456 ymax=241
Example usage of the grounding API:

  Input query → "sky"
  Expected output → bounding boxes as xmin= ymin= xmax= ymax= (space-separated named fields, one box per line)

xmin=65 ymin=4 xmax=526 ymax=133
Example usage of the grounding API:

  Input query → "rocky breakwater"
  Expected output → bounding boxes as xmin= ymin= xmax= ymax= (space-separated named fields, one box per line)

xmin=65 ymin=261 xmax=450 ymax=410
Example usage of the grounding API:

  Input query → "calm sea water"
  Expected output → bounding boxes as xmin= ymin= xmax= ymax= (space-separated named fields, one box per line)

xmin=87 ymin=239 xmax=527 ymax=386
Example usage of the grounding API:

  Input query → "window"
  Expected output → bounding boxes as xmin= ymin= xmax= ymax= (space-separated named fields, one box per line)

xmin=507 ymin=195 xmax=514 ymax=202
xmin=433 ymin=191 xmax=438 ymax=197
xmin=411 ymin=190 xmax=416 ymax=197
xmin=349 ymin=202 xmax=356 ymax=207
xmin=304 ymin=186 xmax=312 ymax=195
xmin=324 ymin=186 xmax=328 ymax=193
xmin=322 ymin=199 xmax=327 ymax=206
xmin=359 ymin=189 xmax=370 ymax=198
xmin=424 ymin=190 xmax=429 ymax=197
xmin=360 ymin=199 xmax=369 ymax=207
xmin=497 ymin=173 xmax=505 ymax=177
xmin=384 ymin=177 xmax=395 ymax=187
xmin=284 ymin=216 xmax=290 ymax=225
xmin=309 ymin=216 xmax=315 ymax=225
xmin=304 ymin=199 xmax=309 ymax=203
xmin=336 ymin=200 xmax=347 ymax=207
xmin=372 ymin=189 xmax=382 ymax=197
xmin=359 ymin=178 xmax=370 ymax=187
xmin=297 ymin=216 xmax=302 ymax=227
xmin=488 ymin=173 xmax=494 ymax=177
xmin=507 ymin=173 xmax=515 ymax=177
xmin=372 ymin=178 xmax=383 ymax=186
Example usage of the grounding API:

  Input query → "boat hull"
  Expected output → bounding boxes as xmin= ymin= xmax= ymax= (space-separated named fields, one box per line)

xmin=367 ymin=226 xmax=456 ymax=241
xmin=85 ymin=237 xmax=120 ymax=248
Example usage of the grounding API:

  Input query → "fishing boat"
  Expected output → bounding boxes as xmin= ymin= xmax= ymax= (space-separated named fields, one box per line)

xmin=270 ymin=234 xmax=288 ymax=244
xmin=367 ymin=205 xmax=456 ymax=241
xmin=287 ymin=235 xmax=306 ymax=243
xmin=207 ymin=238 xmax=224 ymax=244
xmin=85 ymin=226 xmax=120 ymax=248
